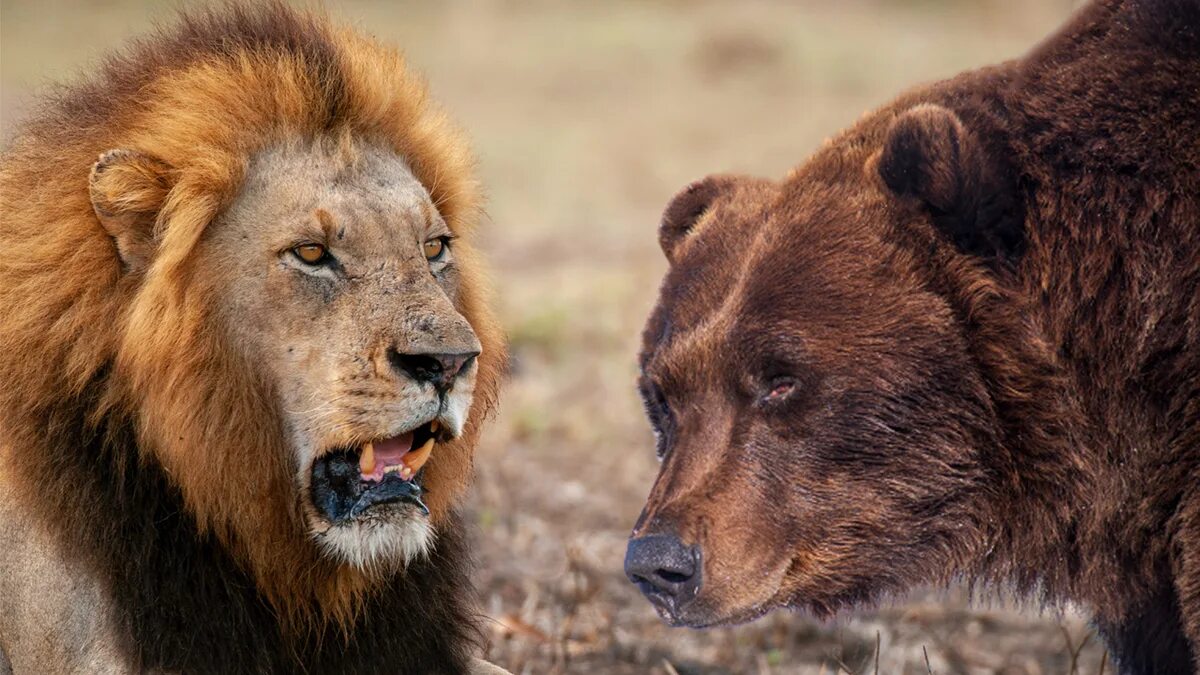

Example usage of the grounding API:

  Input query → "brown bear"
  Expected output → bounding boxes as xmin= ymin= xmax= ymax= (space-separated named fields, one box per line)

xmin=624 ymin=1 xmax=1199 ymax=673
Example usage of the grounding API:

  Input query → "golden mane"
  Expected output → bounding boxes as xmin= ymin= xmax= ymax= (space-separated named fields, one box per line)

xmin=0 ymin=2 xmax=504 ymax=629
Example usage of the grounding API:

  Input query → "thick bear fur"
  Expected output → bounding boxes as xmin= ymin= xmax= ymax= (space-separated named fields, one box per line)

xmin=629 ymin=1 xmax=1199 ymax=673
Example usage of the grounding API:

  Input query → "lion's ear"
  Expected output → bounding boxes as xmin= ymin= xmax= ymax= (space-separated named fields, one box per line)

xmin=659 ymin=175 xmax=739 ymax=262
xmin=89 ymin=149 xmax=175 ymax=273
xmin=878 ymin=104 xmax=1024 ymax=268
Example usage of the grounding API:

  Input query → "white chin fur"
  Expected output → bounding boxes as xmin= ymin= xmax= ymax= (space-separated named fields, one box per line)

xmin=315 ymin=516 xmax=434 ymax=573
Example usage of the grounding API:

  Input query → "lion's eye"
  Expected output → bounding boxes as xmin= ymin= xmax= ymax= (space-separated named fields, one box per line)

xmin=423 ymin=237 xmax=447 ymax=262
xmin=292 ymin=243 xmax=328 ymax=265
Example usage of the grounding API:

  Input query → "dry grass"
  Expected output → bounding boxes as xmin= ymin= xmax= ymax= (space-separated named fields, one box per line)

xmin=1 ymin=0 xmax=1108 ymax=672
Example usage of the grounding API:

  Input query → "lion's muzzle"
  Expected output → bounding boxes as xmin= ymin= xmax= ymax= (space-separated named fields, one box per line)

xmin=310 ymin=420 xmax=445 ymax=522
xmin=387 ymin=349 xmax=478 ymax=393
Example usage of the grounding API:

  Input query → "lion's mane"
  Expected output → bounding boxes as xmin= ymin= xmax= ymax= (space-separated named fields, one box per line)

xmin=0 ymin=3 xmax=504 ymax=672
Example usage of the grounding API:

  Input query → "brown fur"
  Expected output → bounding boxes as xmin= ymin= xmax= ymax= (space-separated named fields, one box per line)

xmin=629 ymin=1 xmax=1199 ymax=672
xmin=0 ymin=2 xmax=504 ymax=669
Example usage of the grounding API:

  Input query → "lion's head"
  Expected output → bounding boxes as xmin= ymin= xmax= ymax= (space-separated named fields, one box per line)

xmin=1 ymin=3 xmax=504 ymax=626
xmin=93 ymin=135 xmax=485 ymax=571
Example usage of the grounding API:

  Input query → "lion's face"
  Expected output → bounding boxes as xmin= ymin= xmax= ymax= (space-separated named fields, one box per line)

xmin=198 ymin=139 xmax=481 ymax=569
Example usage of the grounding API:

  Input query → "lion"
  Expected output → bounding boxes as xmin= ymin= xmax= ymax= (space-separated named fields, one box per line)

xmin=0 ymin=4 xmax=509 ymax=673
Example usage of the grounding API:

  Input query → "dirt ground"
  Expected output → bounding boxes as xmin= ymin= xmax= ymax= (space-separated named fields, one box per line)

xmin=2 ymin=1 xmax=1112 ymax=672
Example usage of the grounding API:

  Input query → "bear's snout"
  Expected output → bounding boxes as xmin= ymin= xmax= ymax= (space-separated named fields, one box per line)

xmin=624 ymin=533 xmax=702 ymax=620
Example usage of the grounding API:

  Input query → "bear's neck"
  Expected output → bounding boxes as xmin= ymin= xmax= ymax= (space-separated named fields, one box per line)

xmin=12 ymin=371 xmax=479 ymax=674
xmin=1001 ymin=21 xmax=1197 ymax=604
xmin=907 ymin=33 xmax=1200 ymax=666
xmin=885 ymin=11 xmax=1200 ymax=614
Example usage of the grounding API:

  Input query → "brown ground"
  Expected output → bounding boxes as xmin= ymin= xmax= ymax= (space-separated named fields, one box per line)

xmin=1 ymin=1 xmax=1110 ymax=672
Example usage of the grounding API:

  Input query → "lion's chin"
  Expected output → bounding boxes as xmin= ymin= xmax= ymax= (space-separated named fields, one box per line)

xmin=314 ymin=515 xmax=436 ymax=572
xmin=304 ymin=420 xmax=451 ymax=570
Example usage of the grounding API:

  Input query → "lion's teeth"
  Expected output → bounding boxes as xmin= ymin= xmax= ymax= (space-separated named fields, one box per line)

xmin=360 ymin=442 xmax=376 ymax=475
xmin=402 ymin=437 xmax=435 ymax=475
xmin=430 ymin=420 xmax=440 ymax=433
xmin=383 ymin=464 xmax=402 ymax=475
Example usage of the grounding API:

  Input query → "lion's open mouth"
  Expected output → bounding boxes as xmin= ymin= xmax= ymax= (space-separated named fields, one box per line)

xmin=310 ymin=421 xmax=443 ymax=523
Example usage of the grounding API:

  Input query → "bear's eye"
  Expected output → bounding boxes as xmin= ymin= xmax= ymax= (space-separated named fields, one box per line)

xmin=424 ymin=237 xmax=450 ymax=262
xmin=292 ymin=243 xmax=329 ymax=265
xmin=763 ymin=377 xmax=796 ymax=403
xmin=639 ymin=380 xmax=676 ymax=459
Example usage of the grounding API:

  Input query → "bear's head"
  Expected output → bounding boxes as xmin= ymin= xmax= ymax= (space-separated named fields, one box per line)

xmin=625 ymin=103 xmax=1064 ymax=626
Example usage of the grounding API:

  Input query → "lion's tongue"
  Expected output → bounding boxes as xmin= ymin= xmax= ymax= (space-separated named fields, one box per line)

xmin=359 ymin=433 xmax=413 ymax=482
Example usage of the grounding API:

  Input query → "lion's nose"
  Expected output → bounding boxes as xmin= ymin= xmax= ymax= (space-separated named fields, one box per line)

xmin=387 ymin=349 xmax=478 ymax=391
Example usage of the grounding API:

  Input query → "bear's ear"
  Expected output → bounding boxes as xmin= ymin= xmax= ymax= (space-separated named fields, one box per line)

xmin=89 ymin=149 xmax=176 ymax=274
xmin=878 ymin=104 xmax=1024 ymax=267
xmin=659 ymin=175 xmax=739 ymax=262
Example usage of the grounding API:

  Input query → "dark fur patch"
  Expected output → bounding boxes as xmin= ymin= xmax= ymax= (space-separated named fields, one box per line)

xmin=1128 ymin=0 xmax=1200 ymax=57
xmin=33 ymin=373 xmax=479 ymax=674
xmin=1097 ymin=584 xmax=1196 ymax=675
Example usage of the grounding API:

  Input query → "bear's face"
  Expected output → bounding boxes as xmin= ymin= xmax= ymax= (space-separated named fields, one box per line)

xmin=627 ymin=107 xmax=1016 ymax=626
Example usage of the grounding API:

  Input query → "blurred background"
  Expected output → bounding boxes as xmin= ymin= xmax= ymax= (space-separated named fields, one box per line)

xmin=2 ymin=1 xmax=1106 ymax=673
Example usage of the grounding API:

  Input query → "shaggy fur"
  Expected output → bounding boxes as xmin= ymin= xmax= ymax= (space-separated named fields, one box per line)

xmin=629 ymin=1 xmax=1199 ymax=673
xmin=0 ymin=3 xmax=504 ymax=673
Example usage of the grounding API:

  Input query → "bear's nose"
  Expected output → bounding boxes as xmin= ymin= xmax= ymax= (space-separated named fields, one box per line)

xmin=624 ymin=533 xmax=701 ymax=610
xmin=388 ymin=350 xmax=478 ymax=391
